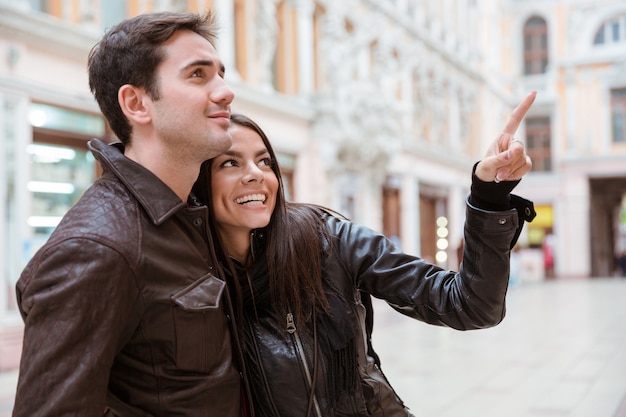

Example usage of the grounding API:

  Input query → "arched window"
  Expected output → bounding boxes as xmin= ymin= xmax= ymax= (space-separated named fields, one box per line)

xmin=523 ymin=16 xmax=548 ymax=75
xmin=594 ymin=14 xmax=626 ymax=46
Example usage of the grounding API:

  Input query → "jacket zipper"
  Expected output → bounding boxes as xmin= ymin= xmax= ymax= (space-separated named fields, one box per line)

xmin=286 ymin=313 xmax=322 ymax=417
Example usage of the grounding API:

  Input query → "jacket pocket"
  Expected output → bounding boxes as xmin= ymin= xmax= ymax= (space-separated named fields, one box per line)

xmin=171 ymin=273 xmax=229 ymax=373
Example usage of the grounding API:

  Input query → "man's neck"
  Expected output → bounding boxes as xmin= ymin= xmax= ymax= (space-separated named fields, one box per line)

xmin=124 ymin=143 xmax=199 ymax=202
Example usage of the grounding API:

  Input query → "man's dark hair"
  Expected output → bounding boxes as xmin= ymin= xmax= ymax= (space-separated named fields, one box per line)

xmin=87 ymin=12 xmax=218 ymax=144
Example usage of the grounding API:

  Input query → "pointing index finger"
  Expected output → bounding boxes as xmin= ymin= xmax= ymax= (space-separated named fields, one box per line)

xmin=502 ymin=91 xmax=537 ymax=137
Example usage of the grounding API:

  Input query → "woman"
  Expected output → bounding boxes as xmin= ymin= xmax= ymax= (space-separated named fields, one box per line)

xmin=192 ymin=105 xmax=536 ymax=416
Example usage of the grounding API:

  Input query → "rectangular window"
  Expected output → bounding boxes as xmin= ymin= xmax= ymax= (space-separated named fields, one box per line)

xmin=102 ymin=0 xmax=128 ymax=30
xmin=526 ymin=117 xmax=551 ymax=172
xmin=28 ymin=0 xmax=45 ymax=11
xmin=612 ymin=21 xmax=620 ymax=41
xmin=612 ymin=88 xmax=626 ymax=143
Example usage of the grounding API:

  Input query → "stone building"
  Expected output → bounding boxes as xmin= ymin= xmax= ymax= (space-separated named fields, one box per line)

xmin=508 ymin=0 xmax=626 ymax=279
xmin=1 ymin=0 xmax=624 ymax=370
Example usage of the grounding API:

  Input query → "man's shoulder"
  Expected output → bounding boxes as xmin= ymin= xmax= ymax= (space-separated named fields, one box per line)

xmin=49 ymin=177 xmax=142 ymax=245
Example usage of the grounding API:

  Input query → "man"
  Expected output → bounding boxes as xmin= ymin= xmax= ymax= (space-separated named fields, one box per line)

xmin=13 ymin=12 xmax=247 ymax=416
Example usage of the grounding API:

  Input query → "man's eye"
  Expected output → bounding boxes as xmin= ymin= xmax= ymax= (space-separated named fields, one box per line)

xmin=191 ymin=69 xmax=204 ymax=78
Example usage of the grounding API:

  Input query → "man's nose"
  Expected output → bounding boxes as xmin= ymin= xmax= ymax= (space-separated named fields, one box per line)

xmin=210 ymin=77 xmax=235 ymax=105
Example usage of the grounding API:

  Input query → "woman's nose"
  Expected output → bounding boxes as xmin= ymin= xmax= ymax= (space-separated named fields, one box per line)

xmin=242 ymin=163 xmax=264 ymax=183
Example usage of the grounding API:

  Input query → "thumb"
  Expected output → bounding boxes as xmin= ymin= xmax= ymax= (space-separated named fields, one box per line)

xmin=474 ymin=148 xmax=513 ymax=182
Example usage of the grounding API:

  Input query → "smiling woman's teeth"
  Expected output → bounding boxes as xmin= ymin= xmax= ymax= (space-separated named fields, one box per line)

xmin=235 ymin=194 xmax=266 ymax=205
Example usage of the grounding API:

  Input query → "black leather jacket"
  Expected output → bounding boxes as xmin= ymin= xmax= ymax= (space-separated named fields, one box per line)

xmin=14 ymin=139 xmax=247 ymax=417
xmin=240 ymin=199 xmax=534 ymax=416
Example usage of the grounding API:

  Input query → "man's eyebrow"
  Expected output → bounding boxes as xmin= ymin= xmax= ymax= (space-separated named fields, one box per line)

xmin=182 ymin=59 xmax=217 ymax=72
xmin=182 ymin=59 xmax=226 ymax=77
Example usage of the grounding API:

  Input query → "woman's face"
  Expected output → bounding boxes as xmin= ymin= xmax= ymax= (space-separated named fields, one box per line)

xmin=210 ymin=124 xmax=279 ymax=241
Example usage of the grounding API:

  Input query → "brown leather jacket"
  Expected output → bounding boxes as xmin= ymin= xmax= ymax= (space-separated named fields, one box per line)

xmin=13 ymin=139 xmax=247 ymax=416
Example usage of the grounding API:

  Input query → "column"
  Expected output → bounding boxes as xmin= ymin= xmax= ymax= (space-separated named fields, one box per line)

xmin=0 ymin=91 xmax=30 ymax=319
xmin=400 ymin=175 xmax=419 ymax=256
xmin=565 ymin=66 xmax=577 ymax=153
xmin=213 ymin=0 xmax=239 ymax=80
xmin=447 ymin=182 xmax=466 ymax=270
xmin=295 ymin=0 xmax=315 ymax=97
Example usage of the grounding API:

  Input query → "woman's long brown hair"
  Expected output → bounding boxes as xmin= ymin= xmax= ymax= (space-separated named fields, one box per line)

xmin=192 ymin=113 xmax=330 ymax=326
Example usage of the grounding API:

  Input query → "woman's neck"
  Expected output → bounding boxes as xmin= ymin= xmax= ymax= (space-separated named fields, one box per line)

xmin=219 ymin=229 xmax=252 ymax=266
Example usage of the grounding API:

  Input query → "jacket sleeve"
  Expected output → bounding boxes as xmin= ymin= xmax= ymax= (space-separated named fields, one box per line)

xmin=13 ymin=237 xmax=141 ymax=417
xmin=330 ymin=198 xmax=523 ymax=330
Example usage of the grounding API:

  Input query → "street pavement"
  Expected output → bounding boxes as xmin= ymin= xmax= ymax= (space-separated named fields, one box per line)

xmin=1 ymin=277 xmax=625 ymax=416
xmin=372 ymin=277 xmax=626 ymax=417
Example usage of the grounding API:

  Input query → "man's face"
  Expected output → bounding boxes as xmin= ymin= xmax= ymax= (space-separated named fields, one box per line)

xmin=148 ymin=29 xmax=235 ymax=164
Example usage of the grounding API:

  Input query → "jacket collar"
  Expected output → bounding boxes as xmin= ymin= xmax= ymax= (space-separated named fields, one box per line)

xmin=88 ymin=138 xmax=188 ymax=226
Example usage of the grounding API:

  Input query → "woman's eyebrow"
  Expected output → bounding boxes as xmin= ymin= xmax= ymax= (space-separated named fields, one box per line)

xmin=220 ymin=148 xmax=269 ymax=158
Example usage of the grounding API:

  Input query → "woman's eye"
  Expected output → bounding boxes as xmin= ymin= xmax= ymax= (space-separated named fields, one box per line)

xmin=259 ymin=157 xmax=272 ymax=167
xmin=220 ymin=159 xmax=237 ymax=168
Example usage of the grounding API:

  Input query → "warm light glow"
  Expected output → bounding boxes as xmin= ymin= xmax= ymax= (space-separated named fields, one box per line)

xmin=27 ymin=216 xmax=63 ymax=228
xmin=27 ymin=144 xmax=76 ymax=163
xmin=435 ymin=251 xmax=448 ymax=263
xmin=27 ymin=181 xmax=75 ymax=194
xmin=437 ymin=238 xmax=449 ymax=250
xmin=28 ymin=109 xmax=47 ymax=127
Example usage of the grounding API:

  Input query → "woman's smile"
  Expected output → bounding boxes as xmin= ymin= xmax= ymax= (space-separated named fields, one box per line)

xmin=211 ymin=123 xmax=279 ymax=251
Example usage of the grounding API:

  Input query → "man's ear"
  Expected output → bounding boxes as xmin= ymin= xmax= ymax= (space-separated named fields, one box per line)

xmin=118 ymin=84 xmax=151 ymax=125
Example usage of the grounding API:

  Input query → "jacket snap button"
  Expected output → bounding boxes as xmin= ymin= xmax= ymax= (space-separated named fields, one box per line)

xmin=193 ymin=218 xmax=202 ymax=226
xmin=525 ymin=207 xmax=531 ymax=216
xmin=498 ymin=218 xmax=507 ymax=225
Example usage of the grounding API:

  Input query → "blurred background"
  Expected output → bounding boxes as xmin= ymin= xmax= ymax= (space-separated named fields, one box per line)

xmin=0 ymin=0 xmax=625 ymax=415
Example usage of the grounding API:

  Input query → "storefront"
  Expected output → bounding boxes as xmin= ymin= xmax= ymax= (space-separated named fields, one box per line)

xmin=0 ymin=99 xmax=105 ymax=369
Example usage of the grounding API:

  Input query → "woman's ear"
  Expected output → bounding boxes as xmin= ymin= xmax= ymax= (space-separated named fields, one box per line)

xmin=118 ymin=84 xmax=151 ymax=125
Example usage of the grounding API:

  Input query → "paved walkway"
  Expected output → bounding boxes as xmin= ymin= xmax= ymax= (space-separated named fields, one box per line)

xmin=372 ymin=277 xmax=626 ymax=417
xmin=1 ymin=277 xmax=625 ymax=416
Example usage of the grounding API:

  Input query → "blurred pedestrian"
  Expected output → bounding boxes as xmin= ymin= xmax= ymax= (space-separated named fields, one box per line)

xmin=618 ymin=250 xmax=626 ymax=277
xmin=542 ymin=229 xmax=555 ymax=278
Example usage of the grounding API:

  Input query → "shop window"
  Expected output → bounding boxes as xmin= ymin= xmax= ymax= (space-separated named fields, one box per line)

xmin=419 ymin=187 xmax=448 ymax=267
xmin=24 ymin=103 xmax=106 ymax=259
xmin=523 ymin=16 xmax=548 ymax=75
xmin=25 ymin=143 xmax=96 ymax=258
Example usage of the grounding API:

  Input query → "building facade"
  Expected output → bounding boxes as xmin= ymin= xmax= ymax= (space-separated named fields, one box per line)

xmin=508 ymin=0 xmax=626 ymax=279
xmin=1 ymin=0 xmax=624 ymax=371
